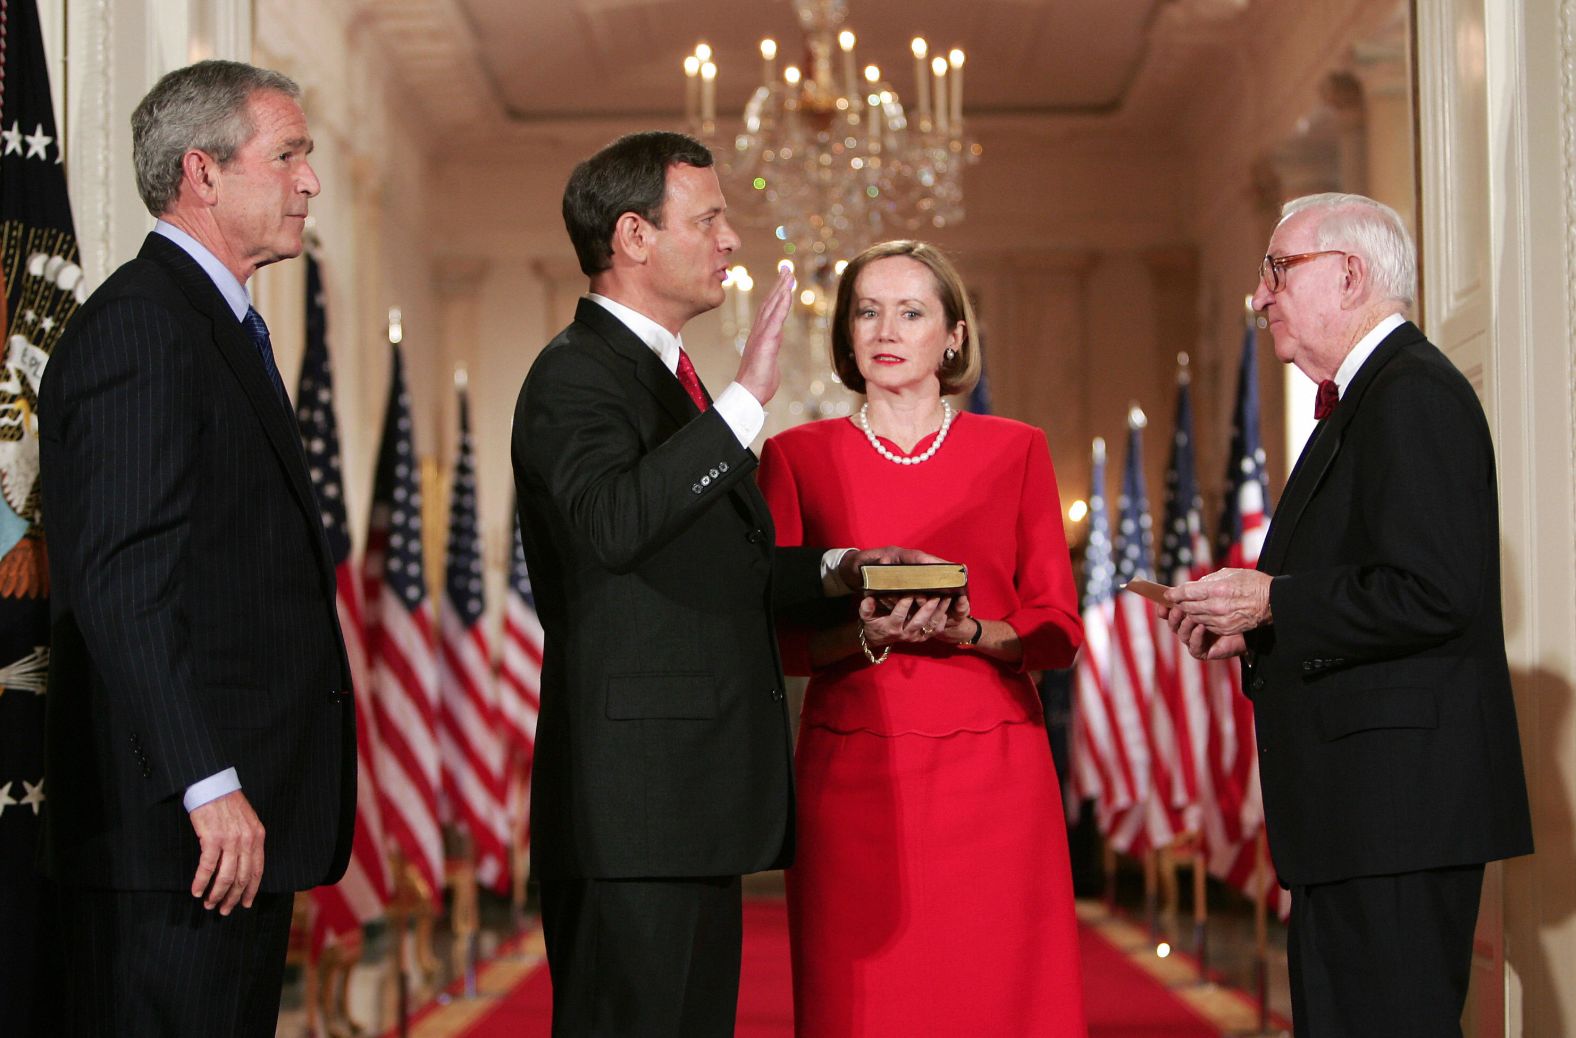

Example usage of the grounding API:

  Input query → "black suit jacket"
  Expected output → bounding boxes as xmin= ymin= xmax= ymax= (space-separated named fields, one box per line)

xmin=513 ymin=299 xmax=824 ymax=881
xmin=1245 ymin=320 xmax=1533 ymax=887
xmin=38 ymin=233 xmax=355 ymax=893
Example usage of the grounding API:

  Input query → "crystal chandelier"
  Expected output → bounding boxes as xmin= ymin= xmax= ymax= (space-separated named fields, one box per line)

xmin=683 ymin=0 xmax=980 ymax=286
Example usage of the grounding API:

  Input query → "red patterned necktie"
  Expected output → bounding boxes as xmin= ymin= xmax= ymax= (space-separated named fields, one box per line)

xmin=675 ymin=348 xmax=709 ymax=412
xmin=1314 ymin=378 xmax=1339 ymax=420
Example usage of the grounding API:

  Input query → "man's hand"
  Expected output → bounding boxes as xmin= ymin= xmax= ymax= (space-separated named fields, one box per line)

xmin=734 ymin=266 xmax=796 ymax=405
xmin=1164 ymin=604 xmax=1249 ymax=660
xmin=1164 ymin=568 xmax=1272 ymax=637
xmin=834 ymin=545 xmax=948 ymax=595
xmin=189 ymin=789 xmax=265 ymax=915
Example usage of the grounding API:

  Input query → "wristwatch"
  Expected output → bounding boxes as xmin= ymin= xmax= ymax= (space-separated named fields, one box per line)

xmin=966 ymin=617 xmax=984 ymax=646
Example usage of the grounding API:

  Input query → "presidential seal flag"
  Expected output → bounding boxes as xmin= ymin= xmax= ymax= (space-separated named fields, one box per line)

xmin=0 ymin=3 xmax=80 ymax=1032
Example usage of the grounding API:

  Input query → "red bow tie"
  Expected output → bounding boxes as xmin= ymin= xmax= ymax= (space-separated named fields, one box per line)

xmin=1314 ymin=379 xmax=1339 ymax=420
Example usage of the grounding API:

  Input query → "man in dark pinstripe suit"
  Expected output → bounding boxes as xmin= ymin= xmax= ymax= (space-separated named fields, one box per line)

xmin=38 ymin=61 xmax=354 ymax=1036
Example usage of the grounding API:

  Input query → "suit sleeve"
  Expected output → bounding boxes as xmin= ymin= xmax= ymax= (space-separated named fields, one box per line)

xmin=48 ymin=298 xmax=227 ymax=804
xmin=1267 ymin=367 xmax=1495 ymax=662
xmin=516 ymin=341 xmax=757 ymax=574
xmin=1001 ymin=428 xmax=1084 ymax=672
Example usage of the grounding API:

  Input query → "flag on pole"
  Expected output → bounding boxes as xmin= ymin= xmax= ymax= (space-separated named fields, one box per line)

xmin=0 ymin=3 xmax=81 ymax=1027
xmin=296 ymin=253 xmax=391 ymax=942
xmin=1211 ymin=326 xmax=1285 ymax=917
xmin=1105 ymin=408 xmax=1179 ymax=855
xmin=497 ymin=500 xmax=543 ymax=853
xmin=364 ymin=345 xmax=443 ymax=905
xmin=1153 ymin=365 xmax=1211 ymax=837
xmin=1070 ymin=439 xmax=1123 ymax=817
xmin=437 ymin=383 xmax=510 ymax=893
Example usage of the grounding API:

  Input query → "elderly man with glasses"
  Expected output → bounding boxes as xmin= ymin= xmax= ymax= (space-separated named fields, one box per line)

xmin=1163 ymin=193 xmax=1532 ymax=1038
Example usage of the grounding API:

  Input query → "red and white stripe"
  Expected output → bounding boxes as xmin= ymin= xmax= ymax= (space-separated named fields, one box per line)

xmin=438 ymin=602 xmax=510 ymax=892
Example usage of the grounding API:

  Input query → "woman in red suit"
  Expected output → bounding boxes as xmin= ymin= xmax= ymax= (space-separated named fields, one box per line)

xmin=758 ymin=240 xmax=1087 ymax=1036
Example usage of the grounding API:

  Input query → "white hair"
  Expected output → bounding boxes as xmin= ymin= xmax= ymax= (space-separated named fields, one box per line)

xmin=1279 ymin=193 xmax=1416 ymax=308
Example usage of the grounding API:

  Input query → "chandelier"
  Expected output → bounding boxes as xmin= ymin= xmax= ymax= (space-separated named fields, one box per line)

xmin=683 ymin=0 xmax=980 ymax=286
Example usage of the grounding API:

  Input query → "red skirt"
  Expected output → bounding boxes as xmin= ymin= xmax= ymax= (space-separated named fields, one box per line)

xmin=786 ymin=720 xmax=1087 ymax=1037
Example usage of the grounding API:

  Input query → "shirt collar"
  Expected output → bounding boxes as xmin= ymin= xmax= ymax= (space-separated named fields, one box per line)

xmin=153 ymin=220 xmax=253 ymax=323
xmin=1333 ymin=312 xmax=1406 ymax=395
xmin=585 ymin=293 xmax=683 ymax=375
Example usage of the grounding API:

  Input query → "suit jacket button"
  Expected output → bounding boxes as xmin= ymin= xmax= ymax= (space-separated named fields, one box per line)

xmin=718 ymin=461 xmax=729 ymax=473
xmin=692 ymin=483 xmax=703 ymax=494
xmin=1302 ymin=661 xmax=1313 ymax=672
xmin=769 ymin=688 xmax=783 ymax=701
xmin=747 ymin=529 xmax=765 ymax=544
xmin=701 ymin=475 xmax=711 ymax=486
xmin=709 ymin=468 xmax=720 ymax=478
xmin=1251 ymin=676 xmax=1265 ymax=692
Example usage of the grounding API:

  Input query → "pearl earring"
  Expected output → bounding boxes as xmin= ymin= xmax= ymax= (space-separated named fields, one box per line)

xmin=943 ymin=348 xmax=958 ymax=364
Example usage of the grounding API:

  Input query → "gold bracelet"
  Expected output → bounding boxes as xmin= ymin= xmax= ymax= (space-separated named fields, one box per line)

xmin=858 ymin=623 xmax=891 ymax=665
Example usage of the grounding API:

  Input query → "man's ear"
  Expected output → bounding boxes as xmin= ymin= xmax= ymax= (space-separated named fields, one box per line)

xmin=611 ymin=211 xmax=650 ymax=264
xmin=1340 ymin=252 xmax=1369 ymax=309
xmin=180 ymin=149 xmax=221 ymax=205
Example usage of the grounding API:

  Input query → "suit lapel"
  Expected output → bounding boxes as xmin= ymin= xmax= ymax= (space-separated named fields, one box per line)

xmin=575 ymin=299 xmax=698 ymax=428
xmin=141 ymin=235 xmax=330 ymax=572
xmin=1258 ymin=321 xmax=1424 ymax=573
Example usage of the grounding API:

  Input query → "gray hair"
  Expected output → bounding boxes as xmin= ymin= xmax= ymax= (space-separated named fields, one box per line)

xmin=1279 ymin=193 xmax=1416 ymax=308
xmin=131 ymin=60 xmax=301 ymax=217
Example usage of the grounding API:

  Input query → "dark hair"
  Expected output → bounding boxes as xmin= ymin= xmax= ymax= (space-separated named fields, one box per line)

xmin=131 ymin=60 xmax=301 ymax=216
xmin=830 ymin=240 xmax=981 ymax=396
xmin=561 ymin=131 xmax=715 ymax=276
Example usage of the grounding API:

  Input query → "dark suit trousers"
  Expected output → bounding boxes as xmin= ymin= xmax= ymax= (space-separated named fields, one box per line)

xmin=52 ymin=886 xmax=293 ymax=1037
xmin=1289 ymin=864 xmax=1484 ymax=1038
xmin=541 ymin=875 xmax=743 ymax=1037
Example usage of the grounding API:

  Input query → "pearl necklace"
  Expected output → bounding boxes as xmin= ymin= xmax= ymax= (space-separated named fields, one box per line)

xmin=857 ymin=401 xmax=955 ymax=466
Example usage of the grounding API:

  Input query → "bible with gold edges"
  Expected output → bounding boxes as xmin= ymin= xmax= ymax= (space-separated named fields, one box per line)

xmin=859 ymin=563 xmax=968 ymax=595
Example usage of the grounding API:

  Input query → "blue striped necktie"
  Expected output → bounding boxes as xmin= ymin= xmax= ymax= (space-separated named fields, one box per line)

xmin=241 ymin=307 xmax=291 ymax=406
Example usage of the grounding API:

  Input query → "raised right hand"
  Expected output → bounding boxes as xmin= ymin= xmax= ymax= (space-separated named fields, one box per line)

xmin=734 ymin=266 xmax=796 ymax=404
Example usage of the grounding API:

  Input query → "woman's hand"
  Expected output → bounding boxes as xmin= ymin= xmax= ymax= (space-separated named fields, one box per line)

xmin=932 ymin=594 xmax=977 ymax=644
xmin=858 ymin=594 xmax=951 ymax=647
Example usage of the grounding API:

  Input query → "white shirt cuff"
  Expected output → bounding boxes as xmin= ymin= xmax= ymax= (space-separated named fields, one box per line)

xmin=184 ymin=767 xmax=241 ymax=812
xmin=822 ymin=548 xmax=856 ymax=596
xmin=714 ymin=382 xmax=766 ymax=447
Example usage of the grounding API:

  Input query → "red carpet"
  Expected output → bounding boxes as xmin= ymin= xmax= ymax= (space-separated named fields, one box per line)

xmin=438 ymin=899 xmax=1226 ymax=1037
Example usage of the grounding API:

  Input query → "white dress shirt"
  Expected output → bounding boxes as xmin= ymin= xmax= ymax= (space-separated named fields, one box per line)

xmin=1333 ymin=312 xmax=1406 ymax=397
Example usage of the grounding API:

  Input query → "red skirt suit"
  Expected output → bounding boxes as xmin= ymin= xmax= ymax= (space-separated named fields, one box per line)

xmin=757 ymin=412 xmax=1087 ymax=1037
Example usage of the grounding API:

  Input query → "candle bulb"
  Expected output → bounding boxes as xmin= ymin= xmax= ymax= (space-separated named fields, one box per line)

xmin=931 ymin=56 xmax=948 ymax=135
xmin=864 ymin=65 xmax=882 ymax=149
xmin=949 ymin=48 xmax=965 ymax=131
xmin=695 ymin=42 xmax=712 ymax=63
xmin=761 ymin=38 xmax=777 ymax=90
xmin=911 ymin=37 xmax=930 ymax=128
xmin=684 ymin=54 xmax=700 ymax=126
xmin=784 ymin=66 xmax=802 ymax=135
xmin=701 ymin=60 xmax=717 ymax=127
xmin=838 ymin=30 xmax=858 ymax=109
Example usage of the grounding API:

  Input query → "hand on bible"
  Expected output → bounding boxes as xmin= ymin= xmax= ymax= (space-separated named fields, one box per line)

xmin=858 ymin=592 xmax=952 ymax=647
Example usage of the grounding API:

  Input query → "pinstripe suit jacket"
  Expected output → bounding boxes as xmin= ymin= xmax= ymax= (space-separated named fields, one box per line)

xmin=38 ymin=233 xmax=356 ymax=893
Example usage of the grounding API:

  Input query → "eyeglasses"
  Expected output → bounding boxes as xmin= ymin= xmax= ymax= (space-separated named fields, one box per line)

xmin=1259 ymin=250 xmax=1347 ymax=292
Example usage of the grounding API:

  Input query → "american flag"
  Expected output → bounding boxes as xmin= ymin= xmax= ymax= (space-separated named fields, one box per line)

xmin=1105 ymin=409 xmax=1177 ymax=855
xmin=1070 ymin=439 xmax=1124 ymax=817
xmin=296 ymin=253 xmax=391 ymax=942
xmin=497 ymin=499 xmax=543 ymax=857
xmin=1153 ymin=367 xmax=1211 ymax=838
xmin=437 ymin=385 xmax=510 ymax=894
xmin=1211 ymin=327 xmax=1284 ymax=917
xmin=364 ymin=344 xmax=443 ymax=904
